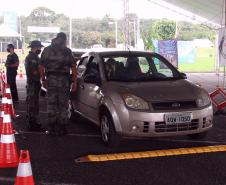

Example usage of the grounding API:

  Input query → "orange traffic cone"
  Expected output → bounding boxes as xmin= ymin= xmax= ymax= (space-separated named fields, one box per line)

xmin=1 ymin=98 xmax=14 ymax=135
xmin=2 ymin=69 xmax=6 ymax=82
xmin=0 ymin=104 xmax=3 ymax=134
xmin=0 ymin=101 xmax=19 ymax=168
xmin=0 ymin=96 xmax=7 ymax=134
xmin=3 ymin=86 xmax=16 ymax=118
xmin=0 ymin=132 xmax=19 ymax=167
xmin=15 ymin=150 xmax=35 ymax=185
xmin=0 ymin=75 xmax=5 ymax=97
xmin=19 ymin=68 xmax=23 ymax=79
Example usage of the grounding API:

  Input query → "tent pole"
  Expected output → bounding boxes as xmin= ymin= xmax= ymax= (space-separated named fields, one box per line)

xmin=224 ymin=0 xmax=226 ymax=89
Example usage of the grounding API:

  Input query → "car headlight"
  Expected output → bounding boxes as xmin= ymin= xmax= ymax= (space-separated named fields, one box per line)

xmin=121 ymin=93 xmax=149 ymax=110
xmin=196 ymin=91 xmax=211 ymax=108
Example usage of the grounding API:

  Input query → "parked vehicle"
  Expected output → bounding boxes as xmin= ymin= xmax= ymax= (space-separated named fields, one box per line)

xmin=70 ymin=50 xmax=213 ymax=146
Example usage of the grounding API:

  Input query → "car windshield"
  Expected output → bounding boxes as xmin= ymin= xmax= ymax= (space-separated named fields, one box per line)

xmin=102 ymin=53 xmax=182 ymax=82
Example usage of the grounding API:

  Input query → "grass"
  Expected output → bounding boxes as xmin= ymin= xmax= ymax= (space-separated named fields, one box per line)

xmin=178 ymin=47 xmax=216 ymax=72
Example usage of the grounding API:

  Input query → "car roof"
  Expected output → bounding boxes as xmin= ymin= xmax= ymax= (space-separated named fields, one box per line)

xmin=81 ymin=50 xmax=156 ymax=57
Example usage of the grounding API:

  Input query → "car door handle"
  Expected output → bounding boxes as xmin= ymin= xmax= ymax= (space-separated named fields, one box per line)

xmin=80 ymin=84 xmax=85 ymax=89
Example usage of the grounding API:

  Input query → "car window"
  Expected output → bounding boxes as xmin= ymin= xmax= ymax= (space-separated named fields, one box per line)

xmin=77 ymin=57 xmax=89 ymax=78
xmin=153 ymin=58 xmax=173 ymax=77
xmin=102 ymin=54 xmax=180 ymax=82
xmin=85 ymin=56 xmax=100 ymax=77
xmin=139 ymin=57 xmax=149 ymax=73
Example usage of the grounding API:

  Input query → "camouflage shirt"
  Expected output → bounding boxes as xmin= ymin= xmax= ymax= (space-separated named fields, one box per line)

xmin=25 ymin=51 xmax=40 ymax=83
xmin=40 ymin=38 xmax=75 ymax=76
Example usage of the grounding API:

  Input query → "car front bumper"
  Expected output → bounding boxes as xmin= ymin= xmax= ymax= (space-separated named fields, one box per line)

xmin=114 ymin=104 xmax=213 ymax=137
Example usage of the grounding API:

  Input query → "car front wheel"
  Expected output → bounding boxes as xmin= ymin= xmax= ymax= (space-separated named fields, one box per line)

xmin=100 ymin=111 xmax=120 ymax=147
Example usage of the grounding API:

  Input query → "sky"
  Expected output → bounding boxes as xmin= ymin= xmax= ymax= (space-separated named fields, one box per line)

xmin=0 ymin=0 xmax=199 ymax=21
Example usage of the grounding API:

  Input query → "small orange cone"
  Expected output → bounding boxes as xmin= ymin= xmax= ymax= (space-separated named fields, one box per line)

xmin=19 ymin=68 xmax=23 ymax=79
xmin=15 ymin=150 xmax=35 ymax=185
xmin=2 ymin=70 xmax=6 ymax=82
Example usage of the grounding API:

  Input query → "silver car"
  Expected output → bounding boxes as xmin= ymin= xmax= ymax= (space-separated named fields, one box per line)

xmin=70 ymin=50 xmax=213 ymax=146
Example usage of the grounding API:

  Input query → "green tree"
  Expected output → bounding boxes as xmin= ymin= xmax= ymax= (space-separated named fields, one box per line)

xmin=151 ymin=19 xmax=176 ymax=40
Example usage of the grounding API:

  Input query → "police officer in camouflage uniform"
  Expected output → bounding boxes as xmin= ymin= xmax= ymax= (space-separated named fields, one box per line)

xmin=40 ymin=32 xmax=77 ymax=136
xmin=25 ymin=40 xmax=44 ymax=132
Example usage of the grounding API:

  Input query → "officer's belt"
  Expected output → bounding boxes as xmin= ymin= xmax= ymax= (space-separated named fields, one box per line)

xmin=47 ymin=71 xmax=69 ymax=76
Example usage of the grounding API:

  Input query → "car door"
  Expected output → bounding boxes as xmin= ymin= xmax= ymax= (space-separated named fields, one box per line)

xmin=73 ymin=56 xmax=89 ymax=115
xmin=76 ymin=54 xmax=103 ymax=123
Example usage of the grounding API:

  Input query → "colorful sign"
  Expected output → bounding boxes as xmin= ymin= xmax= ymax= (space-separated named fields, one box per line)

xmin=177 ymin=41 xmax=196 ymax=64
xmin=158 ymin=40 xmax=178 ymax=67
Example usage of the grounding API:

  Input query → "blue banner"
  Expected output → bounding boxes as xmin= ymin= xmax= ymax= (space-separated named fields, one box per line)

xmin=177 ymin=41 xmax=196 ymax=64
xmin=158 ymin=40 xmax=178 ymax=67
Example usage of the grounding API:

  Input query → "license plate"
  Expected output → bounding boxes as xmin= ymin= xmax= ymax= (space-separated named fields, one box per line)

xmin=164 ymin=112 xmax=192 ymax=124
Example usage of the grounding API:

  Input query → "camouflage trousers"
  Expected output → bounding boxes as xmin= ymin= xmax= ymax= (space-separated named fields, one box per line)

xmin=26 ymin=81 xmax=41 ymax=123
xmin=46 ymin=75 xmax=70 ymax=130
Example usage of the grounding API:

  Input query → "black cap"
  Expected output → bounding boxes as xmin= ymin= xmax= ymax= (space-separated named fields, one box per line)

xmin=56 ymin=32 xmax=67 ymax=41
xmin=7 ymin=44 xmax=14 ymax=49
xmin=28 ymin=40 xmax=44 ymax=48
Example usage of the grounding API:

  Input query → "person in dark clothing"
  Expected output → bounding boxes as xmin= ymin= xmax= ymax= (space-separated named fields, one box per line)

xmin=5 ymin=44 xmax=19 ymax=102
xmin=25 ymin=40 xmax=45 ymax=132
xmin=40 ymin=32 xmax=77 ymax=136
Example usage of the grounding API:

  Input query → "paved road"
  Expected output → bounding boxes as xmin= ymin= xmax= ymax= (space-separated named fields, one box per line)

xmin=1 ymin=73 xmax=226 ymax=185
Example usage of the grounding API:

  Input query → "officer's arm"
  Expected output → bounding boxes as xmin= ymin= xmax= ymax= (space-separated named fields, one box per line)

xmin=39 ymin=65 xmax=45 ymax=81
xmin=39 ymin=50 xmax=46 ymax=81
xmin=71 ymin=64 xmax=77 ymax=83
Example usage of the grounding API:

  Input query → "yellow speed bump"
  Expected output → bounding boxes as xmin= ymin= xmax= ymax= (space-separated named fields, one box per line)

xmin=75 ymin=145 xmax=226 ymax=163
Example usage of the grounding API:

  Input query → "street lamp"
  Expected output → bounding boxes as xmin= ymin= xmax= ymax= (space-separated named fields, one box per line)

xmin=108 ymin=21 xmax=118 ymax=48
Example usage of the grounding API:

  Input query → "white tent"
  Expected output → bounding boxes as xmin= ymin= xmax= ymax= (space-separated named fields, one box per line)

xmin=0 ymin=24 xmax=21 ymax=37
xmin=149 ymin=0 xmax=224 ymax=29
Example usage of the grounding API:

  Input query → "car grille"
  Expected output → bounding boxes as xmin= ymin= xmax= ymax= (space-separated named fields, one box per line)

xmin=155 ymin=119 xmax=199 ymax=133
xmin=152 ymin=101 xmax=197 ymax=111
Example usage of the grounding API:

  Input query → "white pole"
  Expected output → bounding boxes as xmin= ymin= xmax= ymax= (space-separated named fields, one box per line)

xmin=137 ymin=18 xmax=140 ymax=40
xmin=19 ymin=16 xmax=22 ymax=41
xmin=133 ymin=20 xmax=136 ymax=48
xmin=115 ymin=21 xmax=118 ymax=48
xmin=69 ymin=17 xmax=72 ymax=49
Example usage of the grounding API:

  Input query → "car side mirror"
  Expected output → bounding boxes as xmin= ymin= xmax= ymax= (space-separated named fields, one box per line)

xmin=84 ymin=73 xmax=101 ymax=85
xmin=180 ymin=72 xmax=187 ymax=79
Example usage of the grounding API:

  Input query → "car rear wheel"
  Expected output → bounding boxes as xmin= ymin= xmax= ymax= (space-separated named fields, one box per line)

xmin=188 ymin=132 xmax=208 ymax=139
xmin=100 ymin=111 xmax=120 ymax=147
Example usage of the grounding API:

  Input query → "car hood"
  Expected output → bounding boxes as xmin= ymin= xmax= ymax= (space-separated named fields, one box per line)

xmin=107 ymin=79 xmax=200 ymax=102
